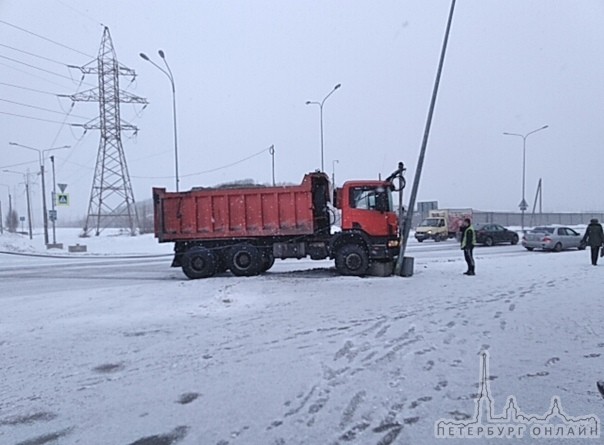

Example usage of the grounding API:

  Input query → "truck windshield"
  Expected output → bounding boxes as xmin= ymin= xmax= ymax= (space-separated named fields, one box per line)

xmin=419 ymin=218 xmax=441 ymax=227
xmin=350 ymin=186 xmax=392 ymax=212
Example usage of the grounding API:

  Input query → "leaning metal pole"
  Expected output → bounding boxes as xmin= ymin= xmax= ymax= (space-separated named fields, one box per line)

xmin=395 ymin=0 xmax=457 ymax=276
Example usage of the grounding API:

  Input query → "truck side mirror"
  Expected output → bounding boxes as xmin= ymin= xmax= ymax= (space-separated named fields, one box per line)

xmin=333 ymin=187 xmax=341 ymax=209
xmin=375 ymin=191 xmax=388 ymax=213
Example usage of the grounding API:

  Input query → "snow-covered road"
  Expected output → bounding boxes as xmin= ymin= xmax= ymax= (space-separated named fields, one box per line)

xmin=1 ymin=231 xmax=603 ymax=444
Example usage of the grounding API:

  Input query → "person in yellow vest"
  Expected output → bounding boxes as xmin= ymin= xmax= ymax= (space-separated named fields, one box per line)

xmin=460 ymin=217 xmax=476 ymax=275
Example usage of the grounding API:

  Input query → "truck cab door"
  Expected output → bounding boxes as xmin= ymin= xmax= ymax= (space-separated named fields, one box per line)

xmin=342 ymin=186 xmax=396 ymax=237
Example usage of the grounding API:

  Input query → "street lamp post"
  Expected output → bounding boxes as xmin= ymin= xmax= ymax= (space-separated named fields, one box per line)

xmin=503 ymin=125 xmax=549 ymax=232
xmin=140 ymin=50 xmax=180 ymax=192
xmin=9 ymin=142 xmax=69 ymax=246
xmin=306 ymin=83 xmax=341 ymax=172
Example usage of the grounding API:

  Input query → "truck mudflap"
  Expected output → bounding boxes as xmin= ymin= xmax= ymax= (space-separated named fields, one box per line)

xmin=171 ymin=254 xmax=182 ymax=268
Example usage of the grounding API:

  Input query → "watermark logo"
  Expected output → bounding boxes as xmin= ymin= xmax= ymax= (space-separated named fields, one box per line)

xmin=435 ymin=352 xmax=600 ymax=439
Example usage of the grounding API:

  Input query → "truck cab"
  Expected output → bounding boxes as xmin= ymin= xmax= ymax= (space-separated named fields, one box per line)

xmin=338 ymin=180 xmax=398 ymax=237
xmin=331 ymin=180 xmax=400 ymax=274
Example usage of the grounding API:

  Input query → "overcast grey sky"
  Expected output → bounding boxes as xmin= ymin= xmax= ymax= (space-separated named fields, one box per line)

xmin=1 ymin=1 xmax=603 ymax=224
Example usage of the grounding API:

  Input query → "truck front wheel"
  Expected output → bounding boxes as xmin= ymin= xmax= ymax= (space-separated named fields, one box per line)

xmin=228 ymin=244 xmax=262 ymax=276
xmin=335 ymin=244 xmax=369 ymax=276
xmin=181 ymin=247 xmax=218 ymax=279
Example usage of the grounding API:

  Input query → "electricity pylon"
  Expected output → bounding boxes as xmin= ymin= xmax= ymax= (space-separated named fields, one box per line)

xmin=64 ymin=27 xmax=147 ymax=236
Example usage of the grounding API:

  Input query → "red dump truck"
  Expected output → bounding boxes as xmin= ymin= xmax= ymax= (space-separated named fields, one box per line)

xmin=153 ymin=167 xmax=404 ymax=279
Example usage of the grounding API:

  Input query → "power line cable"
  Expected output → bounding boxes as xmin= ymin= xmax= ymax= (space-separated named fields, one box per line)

xmin=0 ymin=97 xmax=90 ymax=119
xmin=0 ymin=43 xmax=68 ymax=66
xmin=48 ymin=76 xmax=87 ymax=149
xmin=0 ymin=19 xmax=94 ymax=58
xmin=0 ymin=160 xmax=39 ymax=170
xmin=183 ymin=147 xmax=272 ymax=176
xmin=0 ymin=54 xmax=95 ymax=87
xmin=53 ymin=0 xmax=104 ymax=28
xmin=0 ymin=61 xmax=73 ymax=89
xmin=0 ymin=110 xmax=72 ymax=125
xmin=0 ymin=81 xmax=59 ymax=96
xmin=130 ymin=147 xmax=272 ymax=180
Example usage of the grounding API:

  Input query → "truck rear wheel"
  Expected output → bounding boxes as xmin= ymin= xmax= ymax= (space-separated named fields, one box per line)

xmin=335 ymin=244 xmax=369 ymax=276
xmin=181 ymin=247 xmax=217 ymax=279
xmin=228 ymin=244 xmax=262 ymax=276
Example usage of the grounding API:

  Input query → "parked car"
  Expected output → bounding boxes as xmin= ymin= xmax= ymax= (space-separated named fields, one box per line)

xmin=521 ymin=226 xmax=586 ymax=252
xmin=474 ymin=223 xmax=519 ymax=246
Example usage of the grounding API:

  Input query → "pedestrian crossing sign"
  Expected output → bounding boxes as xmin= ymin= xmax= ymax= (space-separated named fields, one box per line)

xmin=56 ymin=193 xmax=70 ymax=206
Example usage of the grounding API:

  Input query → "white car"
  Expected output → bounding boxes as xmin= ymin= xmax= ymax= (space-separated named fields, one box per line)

xmin=521 ymin=226 xmax=586 ymax=252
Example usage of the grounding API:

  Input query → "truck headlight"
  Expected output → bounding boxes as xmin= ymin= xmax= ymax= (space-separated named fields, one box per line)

xmin=388 ymin=239 xmax=400 ymax=248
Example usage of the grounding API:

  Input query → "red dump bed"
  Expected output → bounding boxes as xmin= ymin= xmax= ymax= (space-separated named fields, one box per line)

xmin=153 ymin=173 xmax=328 ymax=242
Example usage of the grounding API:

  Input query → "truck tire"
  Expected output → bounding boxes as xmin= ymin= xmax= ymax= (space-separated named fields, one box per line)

xmin=335 ymin=244 xmax=369 ymax=276
xmin=260 ymin=250 xmax=275 ymax=272
xmin=228 ymin=244 xmax=262 ymax=276
xmin=181 ymin=247 xmax=217 ymax=279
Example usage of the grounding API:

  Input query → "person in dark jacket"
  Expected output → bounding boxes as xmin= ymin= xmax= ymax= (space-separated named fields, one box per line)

xmin=460 ymin=218 xmax=476 ymax=275
xmin=581 ymin=218 xmax=604 ymax=265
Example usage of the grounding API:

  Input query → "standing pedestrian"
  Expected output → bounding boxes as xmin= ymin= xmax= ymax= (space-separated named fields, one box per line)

xmin=581 ymin=218 xmax=604 ymax=266
xmin=460 ymin=217 xmax=476 ymax=275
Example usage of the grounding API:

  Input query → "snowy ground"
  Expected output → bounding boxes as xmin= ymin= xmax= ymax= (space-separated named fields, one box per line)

xmin=1 ymin=228 xmax=603 ymax=445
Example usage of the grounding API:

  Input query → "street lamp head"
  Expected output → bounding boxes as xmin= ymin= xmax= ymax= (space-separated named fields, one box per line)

xmin=139 ymin=52 xmax=150 ymax=61
xmin=8 ymin=142 xmax=18 ymax=146
xmin=334 ymin=83 xmax=341 ymax=90
xmin=305 ymin=101 xmax=312 ymax=105
xmin=158 ymin=49 xmax=166 ymax=59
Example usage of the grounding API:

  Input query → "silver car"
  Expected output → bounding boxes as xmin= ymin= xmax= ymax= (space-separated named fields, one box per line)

xmin=522 ymin=226 xmax=586 ymax=252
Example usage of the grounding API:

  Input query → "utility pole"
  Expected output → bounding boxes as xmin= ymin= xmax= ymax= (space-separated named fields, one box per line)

xmin=25 ymin=172 xmax=33 ymax=240
xmin=529 ymin=178 xmax=543 ymax=227
xmin=396 ymin=0 xmax=457 ymax=276
xmin=63 ymin=27 xmax=147 ymax=236
xmin=3 ymin=171 xmax=33 ymax=238
xmin=49 ymin=155 xmax=60 ymax=247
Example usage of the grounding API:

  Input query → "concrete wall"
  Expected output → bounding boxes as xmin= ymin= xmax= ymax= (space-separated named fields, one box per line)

xmin=411 ymin=210 xmax=604 ymax=228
